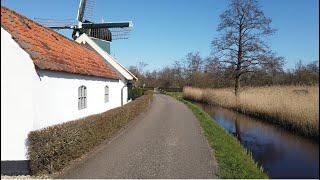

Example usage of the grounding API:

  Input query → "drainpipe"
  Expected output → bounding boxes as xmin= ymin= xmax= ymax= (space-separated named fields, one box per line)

xmin=121 ymin=84 xmax=127 ymax=106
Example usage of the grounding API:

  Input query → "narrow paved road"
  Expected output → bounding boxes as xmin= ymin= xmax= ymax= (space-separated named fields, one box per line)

xmin=59 ymin=94 xmax=217 ymax=179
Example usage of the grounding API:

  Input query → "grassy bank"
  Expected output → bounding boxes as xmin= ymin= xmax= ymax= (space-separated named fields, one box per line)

xmin=183 ymin=86 xmax=319 ymax=139
xmin=167 ymin=92 xmax=268 ymax=179
xmin=28 ymin=92 xmax=153 ymax=175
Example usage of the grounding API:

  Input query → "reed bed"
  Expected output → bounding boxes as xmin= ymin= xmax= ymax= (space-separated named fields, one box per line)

xmin=183 ymin=86 xmax=319 ymax=139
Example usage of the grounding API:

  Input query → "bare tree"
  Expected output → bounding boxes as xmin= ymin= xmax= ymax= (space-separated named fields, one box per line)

xmin=137 ymin=61 xmax=148 ymax=75
xmin=260 ymin=53 xmax=285 ymax=84
xmin=294 ymin=60 xmax=319 ymax=85
xmin=172 ymin=60 xmax=186 ymax=87
xmin=212 ymin=0 xmax=276 ymax=96
xmin=184 ymin=52 xmax=204 ymax=86
xmin=204 ymin=57 xmax=221 ymax=74
xmin=186 ymin=52 xmax=203 ymax=73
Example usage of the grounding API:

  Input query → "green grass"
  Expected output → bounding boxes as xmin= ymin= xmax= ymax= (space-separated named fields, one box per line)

xmin=166 ymin=92 xmax=183 ymax=99
xmin=167 ymin=92 xmax=268 ymax=179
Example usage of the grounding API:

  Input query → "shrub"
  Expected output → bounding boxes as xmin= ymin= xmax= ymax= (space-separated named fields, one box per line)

xmin=159 ymin=87 xmax=182 ymax=92
xmin=27 ymin=92 xmax=153 ymax=175
xmin=131 ymin=87 xmax=144 ymax=100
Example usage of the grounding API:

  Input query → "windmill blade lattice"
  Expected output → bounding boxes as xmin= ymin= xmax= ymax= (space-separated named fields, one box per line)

xmin=83 ymin=0 xmax=96 ymax=21
xmin=109 ymin=27 xmax=132 ymax=40
xmin=34 ymin=18 xmax=76 ymax=29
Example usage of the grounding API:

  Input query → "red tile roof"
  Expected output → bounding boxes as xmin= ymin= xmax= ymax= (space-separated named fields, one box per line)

xmin=1 ymin=6 xmax=119 ymax=80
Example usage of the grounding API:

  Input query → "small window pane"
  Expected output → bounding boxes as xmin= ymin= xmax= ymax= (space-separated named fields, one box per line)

xmin=105 ymin=86 xmax=109 ymax=103
xmin=78 ymin=86 xmax=87 ymax=110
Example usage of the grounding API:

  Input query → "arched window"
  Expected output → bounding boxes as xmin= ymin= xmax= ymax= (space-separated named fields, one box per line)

xmin=105 ymin=86 xmax=109 ymax=103
xmin=78 ymin=86 xmax=87 ymax=110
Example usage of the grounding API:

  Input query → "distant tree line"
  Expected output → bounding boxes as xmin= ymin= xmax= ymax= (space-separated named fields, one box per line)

xmin=129 ymin=0 xmax=318 ymax=90
xmin=129 ymin=52 xmax=319 ymax=89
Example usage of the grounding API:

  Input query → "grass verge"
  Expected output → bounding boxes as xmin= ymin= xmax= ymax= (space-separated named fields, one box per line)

xmin=167 ymin=92 xmax=268 ymax=179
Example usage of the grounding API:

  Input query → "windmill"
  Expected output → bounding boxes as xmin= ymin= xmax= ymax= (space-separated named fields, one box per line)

xmin=36 ymin=0 xmax=132 ymax=53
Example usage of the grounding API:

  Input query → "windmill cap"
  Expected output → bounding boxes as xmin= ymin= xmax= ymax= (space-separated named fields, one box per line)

xmin=86 ymin=28 xmax=112 ymax=42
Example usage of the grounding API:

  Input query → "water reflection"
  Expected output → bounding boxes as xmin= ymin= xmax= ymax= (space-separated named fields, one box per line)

xmin=197 ymin=103 xmax=319 ymax=179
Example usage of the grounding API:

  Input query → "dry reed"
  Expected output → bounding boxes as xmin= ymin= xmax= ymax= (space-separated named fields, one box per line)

xmin=183 ymin=86 xmax=319 ymax=139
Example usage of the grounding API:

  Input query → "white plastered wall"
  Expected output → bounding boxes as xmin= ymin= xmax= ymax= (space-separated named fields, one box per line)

xmin=1 ymin=28 xmax=38 ymax=160
xmin=33 ymin=70 xmax=125 ymax=130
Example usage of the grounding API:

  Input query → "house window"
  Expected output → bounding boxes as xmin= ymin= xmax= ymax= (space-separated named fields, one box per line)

xmin=78 ymin=86 xmax=87 ymax=110
xmin=105 ymin=86 xmax=109 ymax=103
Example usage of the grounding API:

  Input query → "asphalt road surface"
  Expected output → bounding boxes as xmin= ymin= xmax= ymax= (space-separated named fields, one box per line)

xmin=59 ymin=93 xmax=217 ymax=179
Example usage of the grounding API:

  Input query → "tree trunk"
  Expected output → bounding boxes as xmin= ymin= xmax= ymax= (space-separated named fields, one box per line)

xmin=234 ymin=75 xmax=240 ymax=97
xmin=235 ymin=22 xmax=242 ymax=97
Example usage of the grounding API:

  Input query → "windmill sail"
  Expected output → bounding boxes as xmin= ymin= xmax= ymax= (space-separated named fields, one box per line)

xmin=82 ymin=21 xmax=132 ymax=41
xmin=77 ymin=0 xmax=86 ymax=22
xmin=81 ymin=21 xmax=132 ymax=29
xmin=83 ymin=0 xmax=95 ymax=21
xmin=35 ymin=18 xmax=75 ymax=29
xmin=110 ymin=28 xmax=132 ymax=40
xmin=35 ymin=0 xmax=132 ymax=42
xmin=77 ymin=0 xmax=96 ymax=22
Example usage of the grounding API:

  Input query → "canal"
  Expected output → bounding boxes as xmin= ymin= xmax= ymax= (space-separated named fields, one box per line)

xmin=196 ymin=103 xmax=319 ymax=178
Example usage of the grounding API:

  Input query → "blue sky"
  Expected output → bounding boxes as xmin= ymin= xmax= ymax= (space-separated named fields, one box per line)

xmin=2 ymin=0 xmax=319 ymax=71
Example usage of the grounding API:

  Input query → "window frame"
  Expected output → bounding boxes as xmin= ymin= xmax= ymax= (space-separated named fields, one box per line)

xmin=78 ymin=85 xmax=87 ymax=110
xmin=105 ymin=85 xmax=109 ymax=103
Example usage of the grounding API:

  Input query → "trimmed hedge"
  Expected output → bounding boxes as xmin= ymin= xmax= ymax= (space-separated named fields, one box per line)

xmin=131 ymin=87 xmax=144 ymax=100
xmin=27 ymin=92 xmax=153 ymax=175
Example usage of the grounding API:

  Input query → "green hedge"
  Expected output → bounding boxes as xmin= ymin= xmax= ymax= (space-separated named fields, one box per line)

xmin=131 ymin=87 xmax=144 ymax=100
xmin=27 ymin=92 xmax=153 ymax=175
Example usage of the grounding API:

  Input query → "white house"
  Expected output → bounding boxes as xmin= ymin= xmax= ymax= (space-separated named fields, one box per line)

xmin=75 ymin=33 xmax=138 ymax=106
xmin=1 ymin=6 xmax=136 ymax=174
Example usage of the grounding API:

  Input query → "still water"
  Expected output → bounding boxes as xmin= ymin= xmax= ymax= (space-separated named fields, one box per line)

xmin=196 ymin=103 xmax=319 ymax=178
